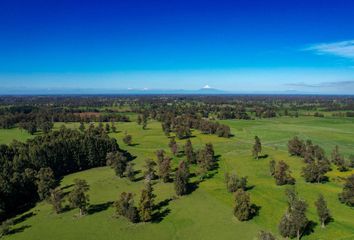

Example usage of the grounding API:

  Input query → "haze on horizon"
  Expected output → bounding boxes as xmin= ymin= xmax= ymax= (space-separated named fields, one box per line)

xmin=1 ymin=0 xmax=354 ymax=95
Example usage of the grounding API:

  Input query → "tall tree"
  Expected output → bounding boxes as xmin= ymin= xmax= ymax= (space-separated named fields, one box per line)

xmin=106 ymin=152 xmax=127 ymax=178
xmin=115 ymin=192 xmax=138 ymax=223
xmin=274 ymin=160 xmax=295 ymax=185
xmin=184 ymin=139 xmax=196 ymax=164
xmin=302 ymin=158 xmax=330 ymax=183
xmin=79 ymin=122 xmax=85 ymax=132
xmin=169 ymin=137 xmax=178 ymax=156
xmin=158 ymin=157 xmax=171 ymax=183
xmin=252 ymin=136 xmax=262 ymax=159
xmin=144 ymin=159 xmax=157 ymax=180
xmin=279 ymin=188 xmax=308 ymax=240
xmin=269 ymin=160 xmax=276 ymax=176
xmin=68 ymin=179 xmax=90 ymax=216
xmin=174 ymin=161 xmax=190 ymax=196
xmin=48 ymin=188 xmax=63 ymax=214
xmin=125 ymin=162 xmax=135 ymax=181
xmin=36 ymin=167 xmax=56 ymax=200
xmin=111 ymin=121 xmax=117 ymax=133
xmin=138 ymin=180 xmax=155 ymax=222
xmin=339 ymin=174 xmax=354 ymax=206
xmin=123 ymin=134 xmax=133 ymax=146
xmin=233 ymin=189 xmax=254 ymax=221
xmin=331 ymin=145 xmax=347 ymax=171
xmin=314 ymin=194 xmax=331 ymax=228
xmin=225 ymin=172 xmax=247 ymax=193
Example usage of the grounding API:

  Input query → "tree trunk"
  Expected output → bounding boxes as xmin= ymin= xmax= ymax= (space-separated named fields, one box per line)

xmin=79 ymin=208 xmax=83 ymax=216
xmin=321 ymin=221 xmax=325 ymax=228
xmin=297 ymin=229 xmax=300 ymax=240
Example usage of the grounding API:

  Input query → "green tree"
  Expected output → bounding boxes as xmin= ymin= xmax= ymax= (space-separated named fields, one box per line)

xmin=169 ymin=137 xmax=178 ymax=156
xmin=252 ymin=136 xmax=262 ymax=159
xmin=233 ymin=189 xmax=254 ymax=221
xmin=115 ymin=192 xmax=138 ymax=223
xmin=36 ymin=167 xmax=56 ymax=200
xmin=174 ymin=161 xmax=190 ymax=196
xmin=258 ymin=230 xmax=276 ymax=240
xmin=123 ymin=134 xmax=133 ymax=146
xmin=79 ymin=122 xmax=85 ymax=132
xmin=331 ymin=145 xmax=347 ymax=171
xmin=48 ymin=188 xmax=63 ymax=214
xmin=138 ymin=180 xmax=155 ymax=222
xmin=269 ymin=160 xmax=276 ymax=176
xmin=302 ymin=159 xmax=330 ymax=183
xmin=111 ymin=121 xmax=117 ymax=133
xmin=125 ymin=162 xmax=135 ymax=181
xmin=225 ymin=172 xmax=247 ymax=192
xmin=105 ymin=123 xmax=110 ymax=133
xmin=274 ymin=160 xmax=295 ymax=185
xmin=314 ymin=194 xmax=331 ymax=228
xmin=144 ymin=159 xmax=157 ymax=180
xmin=184 ymin=139 xmax=196 ymax=164
xmin=278 ymin=188 xmax=308 ymax=240
xmin=106 ymin=152 xmax=127 ymax=178
xmin=339 ymin=174 xmax=354 ymax=206
xmin=158 ymin=157 xmax=171 ymax=183
xmin=68 ymin=179 xmax=90 ymax=216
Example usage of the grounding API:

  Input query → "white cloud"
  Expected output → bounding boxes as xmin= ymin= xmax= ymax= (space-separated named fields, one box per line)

xmin=305 ymin=40 xmax=354 ymax=59
xmin=202 ymin=85 xmax=211 ymax=89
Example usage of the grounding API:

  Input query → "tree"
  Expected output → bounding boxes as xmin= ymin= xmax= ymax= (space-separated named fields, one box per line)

xmin=144 ymin=159 xmax=157 ymax=180
xmin=111 ymin=121 xmax=117 ymax=133
xmin=39 ymin=121 xmax=53 ymax=134
xmin=79 ymin=122 xmax=85 ymax=132
xmin=225 ymin=172 xmax=247 ymax=192
xmin=156 ymin=149 xmax=165 ymax=164
xmin=339 ymin=174 xmax=354 ymax=206
xmin=274 ymin=160 xmax=295 ymax=185
xmin=138 ymin=180 xmax=155 ymax=222
xmin=252 ymin=136 xmax=262 ymax=159
xmin=302 ymin=159 xmax=330 ymax=183
xmin=169 ymin=137 xmax=178 ymax=156
xmin=184 ymin=139 xmax=196 ymax=164
xmin=288 ymin=136 xmax=305 ymax=156
xmin=258 ymin=231 xmax=276 ymax=240
xmin=142 ymin=115 xmax=148 ymax=130
xmin=105 ymin=123 xmax=110 ymax=133
xmin=68 ymin=179 xmax=90 ymax=216
xmin=331 ymin=145 xmax=347 ymax=171
xmin=48 ymin=188 xmax=63 ymax=214
xmin=125 ymin=162 xmax=135 ymax=181
xmin=106 ymin=152 xmax=127 ymax=178
xmin=174 ymin=161 xmax=190 ymax=196
xmin=158 ymin=156 xmax=171 ymax=183
xmin=115 ymin=192 xmax=138 ymax=223
xmin=36 ymin=167 xmax=56 ymax=200
xmin=269 ymin=160 xmax=276 ymax=176
xmin=233 ymin=189 xmax=254 ymax=221
xmin=123 ymin=134 xmax=132 ymax=146
xmin=315 ymin=194 xmax=331 ymax=228
xmin=279 ymin=188 xmax=308 ymax=240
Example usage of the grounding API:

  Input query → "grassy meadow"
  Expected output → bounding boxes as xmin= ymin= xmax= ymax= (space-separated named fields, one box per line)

xmin=2 ymin=116 xmax=354 ymax=240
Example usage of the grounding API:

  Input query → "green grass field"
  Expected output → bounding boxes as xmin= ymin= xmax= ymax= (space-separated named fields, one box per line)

xmin=2 ymin=116 xmax=354 ymax=240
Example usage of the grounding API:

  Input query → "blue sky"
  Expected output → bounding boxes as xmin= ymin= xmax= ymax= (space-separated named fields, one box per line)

xmin=1 ymin=0 xmax=354 ymax=94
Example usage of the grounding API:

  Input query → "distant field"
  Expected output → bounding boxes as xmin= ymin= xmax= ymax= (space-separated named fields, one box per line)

xmin=3 ymin=116 xmax=354 ymax=240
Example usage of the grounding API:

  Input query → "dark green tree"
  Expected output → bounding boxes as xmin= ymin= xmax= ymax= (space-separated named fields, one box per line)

xmin=174 ymin=161 xmax=190 ymax=196
xmin=315 ymin=194 xmax=331 ymax=228
xmin=123 ymin=134 xmax=133 ymax=146
xmin=269 ymin=160 xmax=276 ymax=176
xmin=278 ymin=188 xmax=308 ymax=240
xmin=144 ymin=159 xmax=157 ymax=180
xmin=138 ymin=180 xmax=155 ymax=222
xmin=331 ymin=145 xmax=347 ymax=171
xmin=115 ymin=192 xmax=138 ymax=223
xmin=169 ymin=137 xmax=178 ymax=156
xmin=258 ymin=231 xmax=276 ymax=240
xmin=233 ymin=189 xmax=254 ymax=221
xmin=125 ymin=162 xmax=135 ymax=181
xmin=36 ymin=167 xmax=56 ymax=200
xmin=158 ymin=157 xmax=171 ymax=183
xmin=225 ymin=172 xmax=247 ymax=192
xmin=48 ymin=188 xmax=63 ymax=214
xmin=106 ymin=152 xmax=127 ymax=178
xmin=274 ymin=160 xmax=295 ymax=185
xmin=79 ymin=122 xmax=85 ymax=132
xmin=339 ymin=174 xmax=354 ymax=206
xmin=68 ymin=179 xmax=90 ymax=216
xmin=252 ymin=136 xmax=262 ymax=159
xmin=184 ymin=139 xmax=196 ymax=164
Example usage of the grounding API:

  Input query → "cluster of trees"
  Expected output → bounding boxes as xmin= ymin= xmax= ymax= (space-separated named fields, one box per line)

xmin=159 ymin=114 xmax=231 ymax=138
xmin=269 ymin=160 xmax=295 ymax=185
xmin=279 ymin=188 xmax=331 ymax=240
xmin=0 ymin=105 xmax=130 ymax=130
xmin=0 ymin=126 xmax=124 ymax=221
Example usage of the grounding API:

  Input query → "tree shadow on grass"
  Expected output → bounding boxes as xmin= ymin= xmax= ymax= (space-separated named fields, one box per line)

xmin=88 ymin=201 xmax=114 ymax=215
xmin=13 ymin=212 xmax=36 ymax=225
xmin=152 ymin=198 xmax=172 ymax=223
xmin=258 ymin=154 xmax=269 ymax=159
xmin=250 ymin=204 xmax=261 ymax=219
xmin=7 ymin=225 xmax=31 ymax=235
xmin=301 ymin=220 xmax=317 ymax=238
